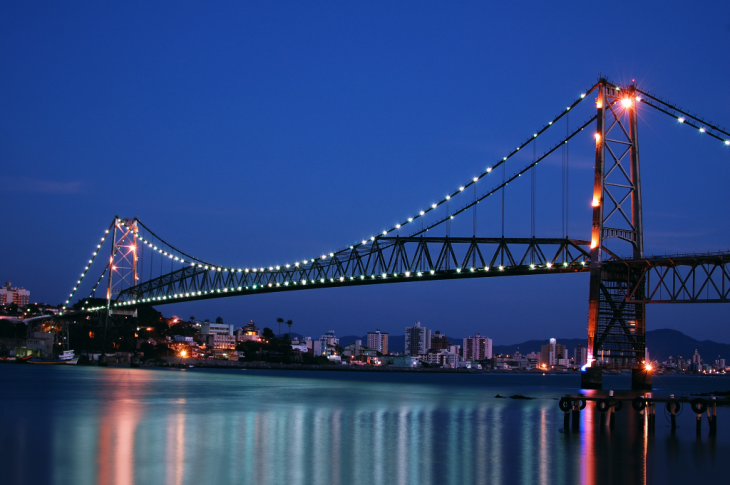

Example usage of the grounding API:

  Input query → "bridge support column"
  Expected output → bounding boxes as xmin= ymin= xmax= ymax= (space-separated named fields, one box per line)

xmin=581 ymin=366 xmax=603 ymax=389
xmin=631 ymin=368 xmax=652 ymax=390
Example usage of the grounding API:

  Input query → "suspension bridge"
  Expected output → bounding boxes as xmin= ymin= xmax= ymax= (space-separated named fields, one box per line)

xmin=59 ymin=78 xmax=729 ymax=389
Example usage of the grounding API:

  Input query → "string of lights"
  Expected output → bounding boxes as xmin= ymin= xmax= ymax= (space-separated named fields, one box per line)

xmin=60 ymin=220 xmax=115 ymax=314
xmin=637 ymin=96 xmax=730 ymax=146
xmin=636 ymin=88 xmax=730 ymax=138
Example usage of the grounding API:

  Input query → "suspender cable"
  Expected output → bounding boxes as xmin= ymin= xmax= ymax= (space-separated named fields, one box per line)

xmin=531 ymin=140 xmax=536 ymax=239
xmin=501 ymin=162 xmax=506 ymax=238
xmin=473 ymin=181 xmax=477 ymax=237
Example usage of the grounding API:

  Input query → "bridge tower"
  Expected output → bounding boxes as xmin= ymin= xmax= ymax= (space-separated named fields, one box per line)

xmin=100 ymin=218 xmax=139 ymax=364
xmin=584 ymin=79 xmax=648 ymax=389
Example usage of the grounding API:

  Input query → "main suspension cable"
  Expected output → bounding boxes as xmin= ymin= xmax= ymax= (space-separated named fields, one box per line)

xmin=408 ymin=113 xmax=600 ymax=238
xmin=636 ymin=88 xmax=730 ymax=139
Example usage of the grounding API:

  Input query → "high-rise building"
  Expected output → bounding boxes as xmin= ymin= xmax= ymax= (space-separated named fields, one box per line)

xmin=462 ymin=333 xmax=492 ymax=361
xmin=574 ymin=344 xmax=588 ymax=367
xmin=367 ymin=329 xmax=389 ymax=355
xmin=431 ymin=330 xmax=451 ymax=350
xmin=0 ymin=282 xmax=30 ymax=307
xmin=691 ymin=349 xmax=701 ymax=364
xmin=405 ymin=321 xmax=430 ymax=355
xmin=541 ymin=338 xmax=567 ymax=367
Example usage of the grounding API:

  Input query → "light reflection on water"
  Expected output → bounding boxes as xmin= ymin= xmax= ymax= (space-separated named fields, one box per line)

xmin=0 ymin=367 xmax=727 ymax=484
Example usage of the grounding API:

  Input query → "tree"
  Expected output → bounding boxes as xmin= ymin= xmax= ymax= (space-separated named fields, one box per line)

xmin=189 ymin=316 xmax=195 ymax=322
xmin=215 ymin=316 xmax=224 ymax=324
xmin=262 ymin=327 xmax=275 ymax=341
xmin=286 ymin=319 xmax=293 ymax=336
xmin=276 ymin=317 xmax=284 ymax=337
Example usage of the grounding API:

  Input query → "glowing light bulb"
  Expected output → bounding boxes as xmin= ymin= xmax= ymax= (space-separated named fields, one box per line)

xmin=678 ymin=117 xmax=685 ymax=123
xmin=592 ymin=197 xmax=600 ymax=207
xmin=621 ymin=98 xmax=632 ymax=108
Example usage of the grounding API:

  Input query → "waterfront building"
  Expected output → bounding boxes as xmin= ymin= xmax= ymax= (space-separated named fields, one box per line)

xmin=0 ymin=331 xmax=53 ymax=358
xmin=392 ymin=355 xmax=419 ymax=367
xmin=462 ymin=333 xmax=492 ymax=361
xmin=574 ymin=344 xmax=588 ymax=368
xmin=0 ymin=282 xmax=30 ymax=307
xmin=367 ymin=329 xmax=389 ymax=355
xmin=423 ymin=348 xmax=460 ymax=367
xmin=540 ymin=338 xmax=567 ymax=367
xmin=405 ymin=321 xmax=430 ymax=355
xmin=430 ymin=330 xmax=451 ymax=350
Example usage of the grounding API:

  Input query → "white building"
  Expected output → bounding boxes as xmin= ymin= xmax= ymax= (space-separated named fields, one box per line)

xmin=313 ymin=331 xmax=339 ymax=357
xmin=462 ymin=333 xmax=492 ymax=361
xmin=201 ymin=322 xmax=233 ymax=336
xmin=0 ymin=282 xmax=30 ymax=307
xmin=405 ymin=321 xmax=430 ymax=355
xmin=367 ymin=329 xmax=389 ymax=355
xmin=201 ymin=322 xmax=235 ymax=349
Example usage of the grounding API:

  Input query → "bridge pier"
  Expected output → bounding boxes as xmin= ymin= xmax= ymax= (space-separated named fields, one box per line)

xmin=631 ymin=368 xmax=653 ymax=390
xmin=580 ymin=366 xmax=603 ymax=389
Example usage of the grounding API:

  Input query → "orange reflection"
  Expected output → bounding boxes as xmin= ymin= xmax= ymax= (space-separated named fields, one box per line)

xmin=166 ymin=410 xmax=186 ymax=485
xmin=96 ymin=370 xmax=147 ymax=485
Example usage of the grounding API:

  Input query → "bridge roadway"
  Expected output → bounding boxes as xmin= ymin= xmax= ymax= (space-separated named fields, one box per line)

xmin=111 ymin=237 xmax=592 ymax=308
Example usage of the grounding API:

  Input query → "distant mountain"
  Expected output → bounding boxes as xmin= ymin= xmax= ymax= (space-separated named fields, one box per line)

xmin=642 ymin=329 xmax=730 ymax=363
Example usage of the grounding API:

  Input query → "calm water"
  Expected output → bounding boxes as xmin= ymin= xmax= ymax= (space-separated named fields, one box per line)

xmin=1 ymin=366 xmax=728 ymax=484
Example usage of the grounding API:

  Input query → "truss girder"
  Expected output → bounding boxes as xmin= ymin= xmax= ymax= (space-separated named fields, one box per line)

xmin=113 ymin=237 xmax=591 ymax=307
xmin=606 ymin=254 xmax=730 ymax=304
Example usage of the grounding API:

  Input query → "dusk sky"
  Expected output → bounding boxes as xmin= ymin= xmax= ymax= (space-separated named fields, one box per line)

xmin=2 ymin=1 xmax=728 ymax=343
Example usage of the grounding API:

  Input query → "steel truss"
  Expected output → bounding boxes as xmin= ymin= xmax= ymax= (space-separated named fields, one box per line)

xmin=114 ymin=237 xmax=591 ymax=307
xmin=606 ymin=253 xmax=730 ymax=304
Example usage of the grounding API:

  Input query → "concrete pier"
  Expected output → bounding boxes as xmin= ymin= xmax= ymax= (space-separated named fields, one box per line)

xmin=580 ymin=366 xmax=603 ymax=389
xmin=631 ymin=368 xmax=653 ymax=390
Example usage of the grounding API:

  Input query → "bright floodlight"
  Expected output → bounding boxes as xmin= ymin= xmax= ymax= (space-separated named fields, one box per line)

xmin=621 ymin=97 xmax=632 ymax=108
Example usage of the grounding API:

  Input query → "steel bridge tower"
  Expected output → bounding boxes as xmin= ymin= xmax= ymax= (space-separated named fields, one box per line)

xmin=584 ymin=79 xmax=648 ymax=389
xmin=99 ymin=218 xmax=139 ymax=365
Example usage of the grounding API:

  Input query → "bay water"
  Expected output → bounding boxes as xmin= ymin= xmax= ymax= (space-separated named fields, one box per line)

xmin=1 ymin=366 xmax=727 ymax=484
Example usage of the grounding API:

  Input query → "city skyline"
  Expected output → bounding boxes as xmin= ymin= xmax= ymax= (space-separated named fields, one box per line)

xmin=1 ymin=2 xmax=729 ymax=344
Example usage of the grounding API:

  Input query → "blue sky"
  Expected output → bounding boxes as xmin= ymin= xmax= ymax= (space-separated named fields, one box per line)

xmin=1 ymin=1 xmax=728 ymax=343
